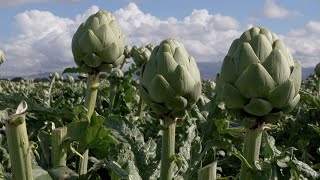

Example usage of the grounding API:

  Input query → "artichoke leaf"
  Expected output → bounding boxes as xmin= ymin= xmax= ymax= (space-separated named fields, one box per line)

xmin=166 ymin=96 xmax=188 ymax=111
xmin=95 ymin=24 xmax=116 ymax=47
xmin=235 ymin=42 xmax=260 ymax=75
xmin=173 ymin=47 xmax=189 ymax=67
xmin=148 ymin=75 xmax=175 ymax=103
xmin=282 ymin=94 xmax=300 ymax=112
xmin=243 ymin=98 xmax=273 ymax=116
xmin=88 ymin=17 xmax=100 ymax=32
xmin=78 ymin=30 xmax=103 ymax=53
xmin=220 ymin=55 xmax=238 ymax=83
xmin=259 ymin=27 xmax=273 ymax=44
xmin=235 ymin=63 xmax=276 ymax=98
xmin=83 ymin=53 xmax=102 ymax=68
xmin=98 ymin=42 xmax=119 ymax=63
xmin=267 ymin=79 xmax=296 ymax=109
xmin=222 ymin=83 xmax=247 ymax=109
xmin=251 ymin=34 xmax=272 ymax=63
xmin=157 ymin=52 xmax=178 ymax=78
xmin=289 ymin=61 xmax=302 ymax=96
xmin=227 ymin=39 xmax=239 ymax=56
xmin=262 ymin=49 xmax=291 ymax=85
xmin=170 ymin=65 xmax=195 ymax=95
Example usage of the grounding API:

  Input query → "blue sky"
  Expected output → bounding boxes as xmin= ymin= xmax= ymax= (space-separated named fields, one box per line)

xmin=0 ymin=0 xmax=319 ymax=76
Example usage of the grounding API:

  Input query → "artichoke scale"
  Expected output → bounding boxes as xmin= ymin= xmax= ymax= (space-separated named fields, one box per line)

xmin=95 ymin=24 xmax=117 ymax=47
xmin=262 ymin=49 xmax=291 ymax=85
xmin=243 ymin=98 xmax=273 ymax=116
xmin=234 ymin=42 xmax=260 ymax=76
xmin=235 ymin=63 xmax=276 ymax=98
xmin=83 ymin=53 xmax=102 ymax=68
xmin=78 ymin=30 xmax=103 ymax=53
xmin=289 ymin=61 xmax=302 ymax=96
xmin=220 ymin=55 xmax=237 ymax=83
xmin=148 ymin=74 xmax=175 ymax=103
xmin=267 ymin=79 xmax=296 ymax=109
xmin=251 ymin=34 xmax=272 ymax=63
xmin=282 ymin=94 xmax=300 ymax=112
xmin=222 ymin=83 xmax=247 ymax=109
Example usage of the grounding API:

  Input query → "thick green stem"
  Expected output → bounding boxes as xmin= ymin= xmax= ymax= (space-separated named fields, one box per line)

xmin=78 ymin=73 xmax=99 ymax=175
xmin=239 ymin=123 xmax=264 ymax=180
xmin=160 ymin=117 xmax=176 ymax=180
xmin=109 ymin=86 xmax=117 ymax=110
xmin=198 ymin=161 xmax=218 ymax=180
xmin=51 ymin=127 xmax=67 ymax=168
xmin=5 ymin=114 xmax=33 ymax=180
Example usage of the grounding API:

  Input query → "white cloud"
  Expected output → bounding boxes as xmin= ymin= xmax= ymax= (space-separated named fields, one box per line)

xmin=0 ymin=3 xmax=317 ymax=76
xmin=114 ymin=2 xmax=241 ymax=62
xmin=0 ymin=7 xmax=92 ymax=76
xmin=262 ymin=0 xmax=301 ymax=19
xmin=283 ymin=20 xmax=320 ymax=67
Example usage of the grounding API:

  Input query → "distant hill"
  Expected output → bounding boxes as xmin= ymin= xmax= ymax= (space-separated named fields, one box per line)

xmin=0 ymin=62 xmax=315 ymax=81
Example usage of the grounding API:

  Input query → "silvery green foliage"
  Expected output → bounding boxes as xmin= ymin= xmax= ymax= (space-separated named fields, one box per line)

xmin=131 ymin=44 xmax=155 ymax=67
xmin=140 ymin=39 xmax=202 ymax=118
xmin=0 ymin=50 xmax=4 ymax=65
xmin=216 ymin=27 xmax=301 ymax=123
xmin=315 ymin=62 xmax=320 ymax=77
xmin=72 ymin=10 xmax=125 ymax=74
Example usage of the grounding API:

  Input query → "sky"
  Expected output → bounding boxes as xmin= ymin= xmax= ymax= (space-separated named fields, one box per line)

xmin=0 ymin=0 xmax=319 ymax=76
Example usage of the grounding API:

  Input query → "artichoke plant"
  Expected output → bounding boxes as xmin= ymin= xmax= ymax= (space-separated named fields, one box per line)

xmin=139 ymin=39 xmax=201 ymax=180
xmin=216 ymin=26 xmax=301 ymax=122
xmin=71 ymin=10 xmax=125 ymax=175
xmin=0 ymin=50 xmax=4 ymax=65
xmin=140 ymin=39 xmax=201 ymax=118
xmin=216 ymin=26 xmax=301 ymax=180
xmin=131 ymin=44 xmax=155 ymax=68
xmin=72 ymin=10 xmax=125 ymax=74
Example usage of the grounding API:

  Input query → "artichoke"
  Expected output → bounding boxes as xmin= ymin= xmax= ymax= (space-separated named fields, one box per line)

xmin=131 ymin=44 xmax=155 ymax=67
xmin=216 ymin=27 xmax=301 ymax=122
xmin=72 ymin=10 xmax=125 ymax=74
xmin=0 ymin=50 xmax=4 ymax=65
xmin=140 ymin=39 xmax=202 ymax=117
xmin=315 ymin=62 xmax=320 ymax=77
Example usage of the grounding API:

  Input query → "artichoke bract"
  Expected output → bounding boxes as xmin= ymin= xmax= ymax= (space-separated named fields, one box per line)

xmin=0 ymin=50 xmax=4 ymax=65
xmin=315 ymin=62 xmax=320 ymax=77
xmin=216 ymin=27 xmax=301 ymax=123
xmin=72 ymin=10 xmax=125 ymax=74
xmin=140 ymin=39 xmax=202 ymax=118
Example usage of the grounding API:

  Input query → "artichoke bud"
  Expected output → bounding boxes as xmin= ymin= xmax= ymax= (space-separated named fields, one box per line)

xmin=315 ymin=62 xmax=320 ymax=77
xmin=216 ymin=26 xmax=301 ymax=125
xmin=72 ymin=10 xmax=126 ymax=74
xmin=140 ymin=39 xmax=202 ymax=118
xmin=131 ymin=45 xmax=153 ymax=67
xmin=0 ymin=50 xmax=4 ymax=65
xmin=124 ymin=45 xmax=132 ymax=59
xmin=111 ymin=69 xmax=124 ymax=78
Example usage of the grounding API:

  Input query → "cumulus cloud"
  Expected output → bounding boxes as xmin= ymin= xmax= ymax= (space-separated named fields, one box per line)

xmin=262 ymin=0 xmax=301 ymax=19
xmin=0 ymin=3 xmax=242 ymax=76
xmin=0 ymin=2 xmax=317 ymax=76
xmin=114 ymin=3 xmax=241 ymax=62
xmin=282 ymin=20 xmax=320 ymax=67
xmin=0 ymin=6 xmax=97 ymax=76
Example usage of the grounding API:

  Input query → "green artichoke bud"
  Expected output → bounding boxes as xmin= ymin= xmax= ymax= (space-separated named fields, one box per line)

xmin=315 ymin=62 xmax=320 ymax=77
xmin=72 ymin=10 xmax=125 ymax=74
xmin=0 ymin=50 xmax=4 ymax=65
xmin=140 ymin=39 xmax=202 ymax=118
xmin=216 ymin=27 xmax=301 ymax=122
xmin=131 ymin=45 xmax=154 ymax=67
xmin=123 ymin=45 xmax=132 ymax=59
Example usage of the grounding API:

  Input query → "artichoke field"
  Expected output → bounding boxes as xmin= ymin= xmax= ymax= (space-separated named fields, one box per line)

xmin=0 ymin=10 xmax=319 ymax=180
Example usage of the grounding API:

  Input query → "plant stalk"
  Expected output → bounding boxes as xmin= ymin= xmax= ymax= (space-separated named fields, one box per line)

xmin=137 ymin=98 xmax=144 ymax=118
xmin=160 ymin=117 xmax=176 ymax=180
xmin=198 ymin=161 xmax=218 ymax=180
xmin=5 ymin=114 xmax=33 ymax=180
xmin=78 ymin=73 xmax=99 ymax=175
xmin=51 ymin=127 xmax=67 ymax=168
xmin=239 ymin=123 xmax=264 ymax=180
